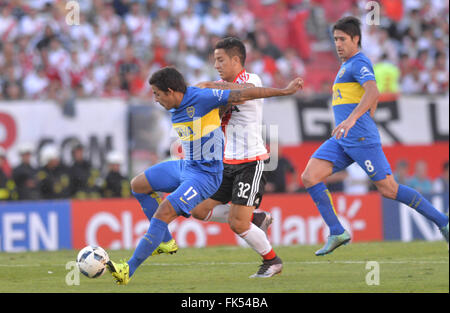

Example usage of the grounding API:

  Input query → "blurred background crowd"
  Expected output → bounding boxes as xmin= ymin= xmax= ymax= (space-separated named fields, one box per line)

xmin=0 ymin=0 xmax=449 ymax=201
xmin=0 ymin=0 xmax=448 ymax=102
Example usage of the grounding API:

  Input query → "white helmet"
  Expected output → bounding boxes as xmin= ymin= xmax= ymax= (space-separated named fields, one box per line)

xmin=106 ymin=151 xmax=124 ymax=165
xmin=40 ymin=145 xmax=59 ymax=166
xmin=18 ymin=142 xmax=34 ymax=155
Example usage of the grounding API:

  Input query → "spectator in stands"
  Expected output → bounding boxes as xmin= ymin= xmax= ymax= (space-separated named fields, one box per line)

xmin=407 ymin=160 xmax=433 ymax=195
xmin=37 ymin=145 xmax=71 ymax=199
xmin=203 ymin=2 xmax=231 ymax=37
xmin=102 ymin=151 xmax=130 ymax=198
xmin=374 ymin=53 xmax=401 ymax=94
xmin=433 ymin=161 xmax=449 ymax=194
xmin=68 ymin=143 xmax=101 ymax=199
xmin=0 ymin=146 xmax=18 ymax=200
xmin=3 ymin=81 xmax=22 ymax=100
xmin=255 ymin=31 xmax=283 ymax=60
xmin=0 ymin=0 xmax=447 ymax=100
xmin=343 ymin=163 xmax=371 ymax=195
xmin=265 ymin=147 xmax=299 ymax=193
xmin=400 ymin=65 xmax=426 ymax=94
xmin=12 ymin=143 xmax=39 ymax=200
xmin=394 ymin=159 xmax=410 ymax=185
xmin=23 ymin=65 xmax=49 ymax=99
xmin=0 ymin=5 xmax=20 ymax=43
xmin=116 ymin=46 xmax=141 ymax=91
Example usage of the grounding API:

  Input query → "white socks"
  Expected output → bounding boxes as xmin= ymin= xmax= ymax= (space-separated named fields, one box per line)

xmin=204 ymin=203 xmax=231 ymax=223
xmin=238 ymin=223 xmax=273 ymax=257
xmin=204 ymin=204 xmax=274 ymax=258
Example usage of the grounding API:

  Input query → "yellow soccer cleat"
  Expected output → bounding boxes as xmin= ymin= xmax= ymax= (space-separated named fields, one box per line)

xmin=106 ymin=260 xmax=130 ymax=285
xmin=151 ymin=238 xmax=179 ymax=256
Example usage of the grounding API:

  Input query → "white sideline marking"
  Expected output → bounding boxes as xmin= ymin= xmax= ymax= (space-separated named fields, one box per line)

xmin=0 ymin=259 xmax=447 ymax=267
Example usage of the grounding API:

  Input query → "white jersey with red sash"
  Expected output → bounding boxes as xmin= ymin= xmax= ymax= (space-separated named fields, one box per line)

xmin=221 ymin=69 xmax=269 ymax=164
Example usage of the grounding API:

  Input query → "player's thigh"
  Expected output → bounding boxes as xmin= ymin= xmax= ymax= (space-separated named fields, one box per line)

xmin=346 ymin=144 xmax=392 ymax=182
xmin=231 ymin=160 xmax=266 ymax=208
xmin=303 ymin=139 xmax=352 ymax=187
xmin=191 ymin=198 xmax=223 ymax=220
xmin=144 ymin=160 xmax=183 ymax=193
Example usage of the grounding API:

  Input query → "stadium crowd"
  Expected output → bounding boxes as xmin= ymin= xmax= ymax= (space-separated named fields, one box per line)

xmin=0 ymin=0 xmax=448 ymax=102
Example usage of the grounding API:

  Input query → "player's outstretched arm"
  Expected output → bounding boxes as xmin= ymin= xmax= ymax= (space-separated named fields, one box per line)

xmin=227 ymin=77 xmax=303 ymax=104
xmin=195 ymin=81 xmax=255 ymax=90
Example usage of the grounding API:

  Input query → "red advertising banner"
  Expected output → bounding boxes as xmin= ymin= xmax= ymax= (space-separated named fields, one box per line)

xmin=262 ymin=192 xmax=383 ymax=245
xmin=71 ymin=193 xmax=383 ymax=250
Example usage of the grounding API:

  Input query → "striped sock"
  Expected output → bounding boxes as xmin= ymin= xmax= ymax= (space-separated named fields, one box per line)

xmin=396 ymin=184 xmax=449 ymax=228
xmin=132 ymin=191 xmax=172 ymax=242
xmin=306 ymin=182 xmax=345 ymax=236
xmin=128 ymin=218 xmax=168 ymax=277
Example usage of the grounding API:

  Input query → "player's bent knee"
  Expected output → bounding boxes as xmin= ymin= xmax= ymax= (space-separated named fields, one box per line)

xmin=130 ymin=173 xmax=152 ymax=194
xmin=301 ymin=170 xmax=316 ymax=188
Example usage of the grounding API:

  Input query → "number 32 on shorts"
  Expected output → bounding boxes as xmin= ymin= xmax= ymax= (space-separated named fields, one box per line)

xmin=237 ymin=182 xmax=251 ymax=199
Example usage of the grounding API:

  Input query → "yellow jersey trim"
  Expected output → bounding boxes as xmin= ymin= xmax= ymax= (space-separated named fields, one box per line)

xmin=332 ymin=82 xmax=365 ymax=106
xmin=172 ymin=108 xmax=220 ymax=141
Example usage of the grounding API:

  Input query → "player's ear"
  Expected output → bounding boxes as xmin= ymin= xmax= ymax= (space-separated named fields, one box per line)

xmin=232 ymin=55 xmax=241 ymax=66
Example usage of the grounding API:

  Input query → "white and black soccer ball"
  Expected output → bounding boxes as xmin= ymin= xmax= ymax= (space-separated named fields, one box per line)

xmin=76 ymin=246 xmax=109 ymax=278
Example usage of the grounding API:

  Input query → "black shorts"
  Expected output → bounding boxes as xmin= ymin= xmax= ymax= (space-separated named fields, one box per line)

xmin=210 ymin=160 xmax=267 ymax=208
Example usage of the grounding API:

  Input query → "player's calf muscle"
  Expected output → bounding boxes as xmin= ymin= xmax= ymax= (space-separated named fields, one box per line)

xmin=374 ymin=176 xmax=398 ymax=199
xmin=229 ymin=205 xmax=254 ymax=234
xmin=154 ymin=199 xmax=178 ymax=223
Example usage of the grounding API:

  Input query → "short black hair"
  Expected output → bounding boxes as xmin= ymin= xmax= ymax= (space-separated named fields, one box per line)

xmin=333 ymin=16 xmax=362 ymax=48
xmin=215 ymin=37 xmax=246 ymax=66
xmin=149 ymin=67 xmax=187 ymax=93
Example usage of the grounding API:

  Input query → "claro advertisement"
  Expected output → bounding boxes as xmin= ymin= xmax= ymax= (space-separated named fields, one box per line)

xmin=0 ymin=192 xmax=447 ymax=252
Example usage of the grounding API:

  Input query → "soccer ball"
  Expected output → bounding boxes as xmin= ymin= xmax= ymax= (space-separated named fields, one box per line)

xmin=76 ymin=246 xmax=109 ymax=278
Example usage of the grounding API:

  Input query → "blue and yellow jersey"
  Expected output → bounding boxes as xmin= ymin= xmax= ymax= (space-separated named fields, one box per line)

xmin=171 ymin=86 xmax=230 ymax=172
xmin=332 ymin=52 xmax=380 ymax=147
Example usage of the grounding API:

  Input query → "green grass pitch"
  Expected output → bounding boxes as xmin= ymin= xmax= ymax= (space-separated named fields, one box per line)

xmin=0 ymin=241 xmax=447 ymax=293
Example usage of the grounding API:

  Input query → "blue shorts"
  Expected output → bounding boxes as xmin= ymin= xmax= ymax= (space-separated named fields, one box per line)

xmin=311 ymin=138 xmax=392 ymax=181
xmin=144 ymin=160 xmax=222 ymax=217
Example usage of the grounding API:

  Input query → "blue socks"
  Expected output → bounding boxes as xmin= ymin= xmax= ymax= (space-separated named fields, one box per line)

xmin=132 ymin=191 xmax=173 ymax=242
xmin=128 ymin=217 xmax=168 ymax=277
xmin=307 ymin=182 xmax=449 ymax=239
xmin=307 ymin=183 xmax=345 ymax=236
xmin=396 ymin=184 xmax=448 ymax=228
